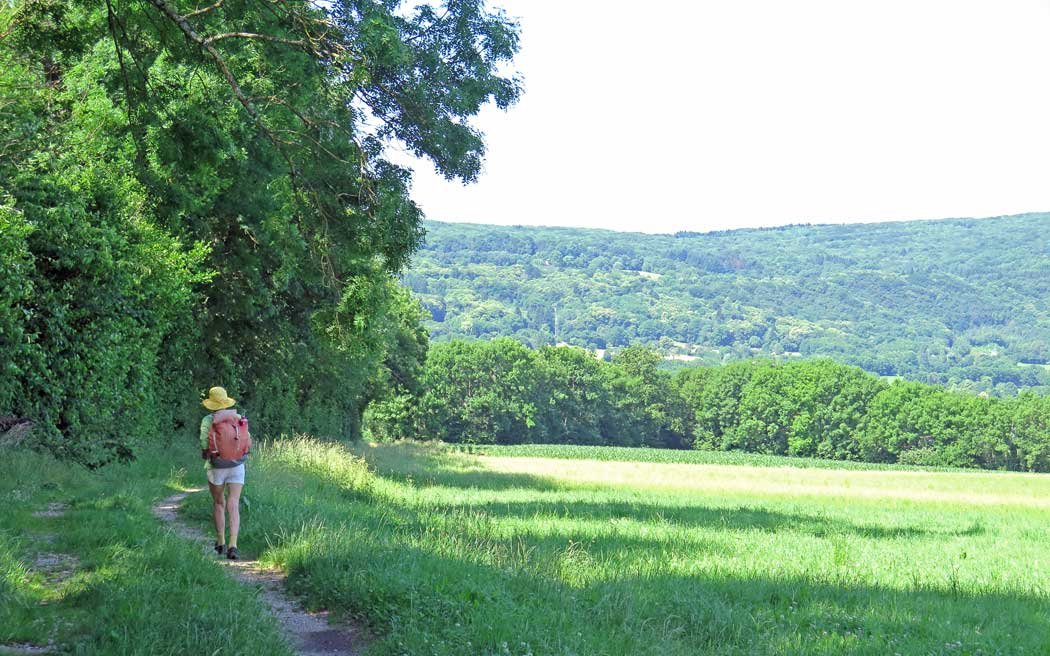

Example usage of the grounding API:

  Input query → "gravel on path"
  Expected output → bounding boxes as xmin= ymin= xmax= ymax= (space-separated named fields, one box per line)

xmin=153 ymin=489 xmax=365 ymax=656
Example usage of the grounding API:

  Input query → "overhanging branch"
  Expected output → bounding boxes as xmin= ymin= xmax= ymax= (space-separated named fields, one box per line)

xmin=143 ymin=0 xmax=298 ymax=178
xmin=186 ymin=0 xmax=224 ymax=18
xmin=203 ymin=31 xmax=306 ymax=47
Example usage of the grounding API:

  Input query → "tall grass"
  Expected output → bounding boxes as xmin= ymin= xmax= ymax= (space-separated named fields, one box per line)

xmin=218 ymin=439 xmax=1050 ymax=655
xmin=0 ymin=445 xmax=293 ymax=655
xmin=9 ymin=438 xmax=1050 ymax=654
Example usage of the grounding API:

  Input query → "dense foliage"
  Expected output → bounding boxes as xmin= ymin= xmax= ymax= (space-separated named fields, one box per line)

xmin=406 ymin=216 xmax=1050 ymax=396
xmin=371 ymin=341 xmax=1050 ymax=472
xmin=0 ymin=0 xmax=519 ymax=465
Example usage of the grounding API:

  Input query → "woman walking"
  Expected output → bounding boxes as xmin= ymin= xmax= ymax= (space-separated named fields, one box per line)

xmin=200 ymin=386 xmax=250 ymax=560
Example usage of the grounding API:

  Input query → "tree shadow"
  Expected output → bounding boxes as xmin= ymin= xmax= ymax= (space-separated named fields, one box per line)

xmin=451 ymin=497 xmax=986 ymax=540
xmin=353 ymin=441 xmax=568 ymax=492
xmin=274 ymin=518 xmax=1049 ymax=656
xmin=353 ymin=447 xmax=985 ymax=541
xmin=247 ymin=443 xmax=1040 ymax=655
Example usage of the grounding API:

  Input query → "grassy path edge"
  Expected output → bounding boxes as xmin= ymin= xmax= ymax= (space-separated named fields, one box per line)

xmin=152 ymin=489 xmax=367 ymax=656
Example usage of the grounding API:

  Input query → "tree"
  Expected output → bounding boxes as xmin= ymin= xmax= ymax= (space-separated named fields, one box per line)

xmin=608 ymin=345 xmax=691 ymax=448
xmin=1011 ymin=393 xmax=1050 ymax=472
xmin=535 ymin=346 xmax=607 ymax=444
xmin=857 ymin=381 xmax=1008 ymax=468
xmin=0 ymin=32 xmax=208 ymax=465
xmin=416 ymin=339 xmax=540 ymax=444
xmin=681 ymin=360 xmax=772 ymax=451
xmin=1 ymin=0 xmax=520 ymax=460
xmin=729 ymin=360 xmax=883 ymax=459
xmin=361 ymin=285 xmax=430 ymax=441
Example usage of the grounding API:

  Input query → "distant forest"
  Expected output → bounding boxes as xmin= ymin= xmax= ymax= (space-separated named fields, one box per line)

xmin=366 ymin=340 xmax=1050 ymax=472
xmin=403 ymin=214 xmax=1050 ymax=396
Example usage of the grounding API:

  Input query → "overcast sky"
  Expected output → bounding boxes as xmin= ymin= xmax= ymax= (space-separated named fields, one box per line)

xmin=396 ymin=0 xmax=1050 ymax=234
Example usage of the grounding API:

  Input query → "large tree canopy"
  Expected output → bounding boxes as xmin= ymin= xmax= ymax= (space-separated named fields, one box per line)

xmin=0 ymin=0 xmax=520 ymax=464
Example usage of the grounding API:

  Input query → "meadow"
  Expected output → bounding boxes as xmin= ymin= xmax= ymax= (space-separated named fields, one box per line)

xmin=242 ymin=440 xmax=1050 ymax=655
xmin=5 ymin=439 xmax=1050 ymax=655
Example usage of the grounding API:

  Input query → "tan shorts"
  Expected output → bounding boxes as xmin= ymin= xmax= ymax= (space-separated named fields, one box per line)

xmin=207 ymin=464 xmax=245 ymax=486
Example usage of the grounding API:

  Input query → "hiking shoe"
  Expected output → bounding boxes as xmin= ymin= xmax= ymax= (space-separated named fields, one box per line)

xmin=226 ymin=546 xmax=239 ymax=561
xmin=214 ymin=542 xmax=225 ymax=556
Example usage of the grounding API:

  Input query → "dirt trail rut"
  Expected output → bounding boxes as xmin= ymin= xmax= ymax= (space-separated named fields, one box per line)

xmin=153 ymin=489 xmax=364 ymax=656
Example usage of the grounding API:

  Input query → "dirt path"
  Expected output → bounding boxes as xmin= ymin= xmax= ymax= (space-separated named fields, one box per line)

xmin=153 ymin=489 xmax=364 ymax=656
xmin=1 ymin=505 xmax=73 ymax=655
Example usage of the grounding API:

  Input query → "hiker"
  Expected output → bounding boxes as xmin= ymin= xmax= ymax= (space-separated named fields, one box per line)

xmin=200 ymin=386 xmax=251 ymax=560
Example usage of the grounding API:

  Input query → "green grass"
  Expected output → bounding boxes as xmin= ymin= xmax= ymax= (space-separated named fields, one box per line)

xmin=10 ymin=438 xmax=1050 ymax=655
xmin=0 ymin=445 xmax=293 ymax=655
xmin=447 ymin=443 xmax=986 ymax=472
xmin=232 ymin=439 xmax=1050 ymax=655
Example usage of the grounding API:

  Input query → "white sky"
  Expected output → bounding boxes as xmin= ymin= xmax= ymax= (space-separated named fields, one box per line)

xmin=397 ymin=0 xmax=1050 ymax=234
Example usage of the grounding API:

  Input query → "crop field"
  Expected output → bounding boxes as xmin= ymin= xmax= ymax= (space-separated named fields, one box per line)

xmin=213 ymin=439 xmax=1050 ymax=656
xmin=451 ymin=443 xmax=971 ymax=471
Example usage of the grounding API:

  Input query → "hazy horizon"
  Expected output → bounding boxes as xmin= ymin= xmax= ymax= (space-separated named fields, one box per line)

xmin=423 ymin=208 xmax=1045 ymax=237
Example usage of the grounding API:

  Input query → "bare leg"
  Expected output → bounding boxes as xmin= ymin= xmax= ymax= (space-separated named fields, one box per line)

xmin=225 ymin=483 xmax=243 ymax=549
xmin=208 ymin=482 xmax=226 ymax=545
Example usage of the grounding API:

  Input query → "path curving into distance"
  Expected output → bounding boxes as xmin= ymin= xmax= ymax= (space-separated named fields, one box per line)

xmin=153 ymin=489 xmax=364 ymax=656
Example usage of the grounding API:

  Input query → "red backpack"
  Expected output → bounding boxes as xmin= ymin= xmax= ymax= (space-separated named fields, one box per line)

xmin=207 ymin=409 xmax=251 ymax=461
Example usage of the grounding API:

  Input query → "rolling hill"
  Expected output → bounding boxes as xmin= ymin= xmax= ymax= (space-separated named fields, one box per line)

xmin=403 ymin=213 xmax=1050 ymax=395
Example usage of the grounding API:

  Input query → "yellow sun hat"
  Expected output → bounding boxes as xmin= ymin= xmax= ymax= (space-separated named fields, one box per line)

xmin=202 ymin=386 xmax=236 ymax=411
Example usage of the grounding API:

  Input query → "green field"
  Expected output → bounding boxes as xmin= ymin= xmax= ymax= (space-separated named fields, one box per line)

xmin=6 ymin=439 xmax=1050 ymax=655
xmin=246 ymin=440 xmax=1050 ymax=655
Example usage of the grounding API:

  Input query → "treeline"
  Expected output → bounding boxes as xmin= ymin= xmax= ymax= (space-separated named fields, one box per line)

xmin=368 ymin=340 xmax=1050 ymax=472
xmin=0 ymin=1 xmax=516 ymax=466
xmin=406 ymin=217 xmax=1050 ymax=396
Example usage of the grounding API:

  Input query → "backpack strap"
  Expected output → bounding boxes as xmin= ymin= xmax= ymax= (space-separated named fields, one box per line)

xmin=207 ymin=414 xmax=218 ymax=455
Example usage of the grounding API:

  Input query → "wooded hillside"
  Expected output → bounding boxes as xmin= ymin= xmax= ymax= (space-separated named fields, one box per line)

xmin=406 ymin=214 xmax=1050 ymax=395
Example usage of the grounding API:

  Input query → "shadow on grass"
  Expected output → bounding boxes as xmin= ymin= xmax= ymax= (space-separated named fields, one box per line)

xmin=453 ymin=497 xmax=986 ymax=540
xmin=354 ymin=441 xmax=569 ymax=492
xmin=273 ymin=510 xmax=1048 ymax=656
xmin=354 ymin=443 xmax=985 ymax=541
xmin=248 ymin=441 xmax=1046 ymax=655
